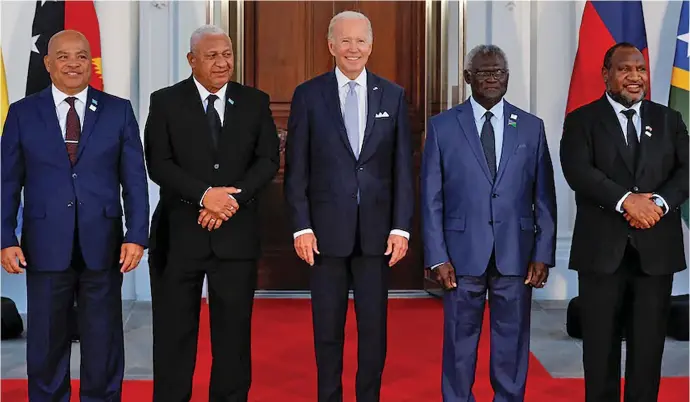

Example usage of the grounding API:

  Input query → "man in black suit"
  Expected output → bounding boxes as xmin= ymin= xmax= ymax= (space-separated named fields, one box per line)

xmin=560 ymin=42 xmax=688 ymax=402
xmin=144 ymin=25 xmax=279 ymax=402
xmin=284 ymin=10 xmax=414 ymax=402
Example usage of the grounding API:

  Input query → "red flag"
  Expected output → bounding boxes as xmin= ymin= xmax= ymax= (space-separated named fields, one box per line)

xmin=566 ymin=1 xmax=651 ymax=114
xmin=65 ymin=0 xmax=103 ymax=90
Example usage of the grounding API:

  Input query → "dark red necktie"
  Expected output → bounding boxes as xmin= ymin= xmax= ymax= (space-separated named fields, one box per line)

xmin=65 ymin=97 xmax=80 ymax=165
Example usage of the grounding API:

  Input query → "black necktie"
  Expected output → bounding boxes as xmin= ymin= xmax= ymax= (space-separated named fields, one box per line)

xmin=206 ymin=94 xmax=221 ymax=148
xmin=621 ymin=109 xmax=638 ymax=169
xmin=480 ymin=111 xmax=497 ymax=179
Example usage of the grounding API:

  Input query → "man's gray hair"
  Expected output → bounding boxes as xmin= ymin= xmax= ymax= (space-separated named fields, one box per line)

xmin=327 ymin=11 xmax=373 ymax=44
xmin=464 ymin=44 xmax=509 ymax=70
xmin=190 ymin=25 xmax=228 ymax=53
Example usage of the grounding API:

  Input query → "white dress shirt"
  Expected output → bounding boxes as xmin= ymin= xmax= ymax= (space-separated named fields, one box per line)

xmin=196 ymin=77 xmax=230 ymax=206
xmin=606 ymin=93 xmax=668 ymax=214
xmin=194 ymin=77 xmax=228 ymax=125
xmin=469 ymin=96 xmax=504 ymax=168
xmin=52 ymin=85 xmax=88 ymax=138
xmin=293 ymin=67 xmax=410 ymax=241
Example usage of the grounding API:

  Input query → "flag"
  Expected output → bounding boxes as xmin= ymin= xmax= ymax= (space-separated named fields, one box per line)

xmin=566 ymin=1 xmax=651 ymax=114
xmin=1 ymin=49 xmax=8 ymax=134
xmin=669 ymin=0 xmax=689 ymax=225
xmin=26 ymin=0 xmax=103 ymax=97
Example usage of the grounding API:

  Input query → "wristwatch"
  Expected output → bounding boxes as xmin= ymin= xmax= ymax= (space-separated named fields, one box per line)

xmin=652 ymin=196 xmax=667 ymax=213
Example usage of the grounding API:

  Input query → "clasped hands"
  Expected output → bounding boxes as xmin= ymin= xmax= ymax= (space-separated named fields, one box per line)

xmin=198 ymin=187 xmax=242 ymax=231
xmin=622 ymin=193 xmax=664 ymax=229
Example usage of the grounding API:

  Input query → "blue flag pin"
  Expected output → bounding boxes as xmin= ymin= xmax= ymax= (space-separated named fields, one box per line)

xmin=228 ymin=98 xmax=234 ymax=105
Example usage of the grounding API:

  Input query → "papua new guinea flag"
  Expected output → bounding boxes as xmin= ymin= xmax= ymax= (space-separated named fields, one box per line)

xmin=25 ymin=0 xmax=104 ymax=97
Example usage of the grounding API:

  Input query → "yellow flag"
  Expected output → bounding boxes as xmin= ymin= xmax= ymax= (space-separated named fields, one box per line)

xmin=1 ymin=48 xmax=8 ymax=136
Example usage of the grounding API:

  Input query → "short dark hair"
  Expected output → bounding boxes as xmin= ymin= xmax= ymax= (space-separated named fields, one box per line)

xmin=603 ymin=42 xmax=638 ymax=69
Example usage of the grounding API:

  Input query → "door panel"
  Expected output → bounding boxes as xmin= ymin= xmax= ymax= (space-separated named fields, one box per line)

xmin=242 ymin=1 xmax=426 ymax=290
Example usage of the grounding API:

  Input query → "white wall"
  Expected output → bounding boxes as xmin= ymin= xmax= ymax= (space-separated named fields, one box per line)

xmin=1 ymin=0 xmax=687 ymax=312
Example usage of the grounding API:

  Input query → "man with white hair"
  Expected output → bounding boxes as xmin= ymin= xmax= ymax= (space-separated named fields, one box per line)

xmin=285 ymin=10 xmax=414 ymax=402
xmin=144 ymin=25 xmax=279 ymax=401
xmin=421 ymin=44 xmax=557 ymax=401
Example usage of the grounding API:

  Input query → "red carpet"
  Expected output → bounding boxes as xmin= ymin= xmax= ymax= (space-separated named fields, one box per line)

xmin=2 ymin=298 xmax=688 ymax=401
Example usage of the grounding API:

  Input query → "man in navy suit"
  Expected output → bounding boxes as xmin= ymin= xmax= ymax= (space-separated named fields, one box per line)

xmin=421 ymin=44 xmax=557 ymax=402
xmin=1 ymin=30 xmax=149 ymax=402
xmin=284 ymin=11 xmax=414 ymax=402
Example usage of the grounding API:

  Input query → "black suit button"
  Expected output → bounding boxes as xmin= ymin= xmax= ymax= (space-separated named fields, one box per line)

xmin=633 ymin=186 xmax=639 ymax=192
xmin=489 ymin=220 xmax=493 ymax=225
xmin=358 ymin=167 xmax=364 ymax=171
xmin=492 ymin=194 xmax=497 ymax=198
xmin=351 ymin=193 xmax=357 ymax=199
xmin=214 ymin=164 xmax=220 ymax=170
xmin=67 ymin=201 xmax=73 ymax=207
xmin=72 ymin=173 xmax=77 ymax=179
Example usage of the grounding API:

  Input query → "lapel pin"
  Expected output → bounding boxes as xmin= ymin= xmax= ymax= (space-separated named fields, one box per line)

xmin=91 ymin=99 xmax=98 ymax=105
xmin=373 ymin=87 xmax=379 ymax=91
xmin=227 ymin=98 xmax=234 ymax=105
xmin=510 ymin=113 xmax=517 ymax=120
xmin=89 ymin=104 xmax=97 ymax=112
xmin=508 ymin=121 xmax=517 ymax=127
xmin=645 ymin=127 xmax=652 ymax=137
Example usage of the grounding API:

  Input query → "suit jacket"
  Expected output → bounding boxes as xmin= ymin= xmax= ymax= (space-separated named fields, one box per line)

xmin=1 ymin=86 xmax=149 ymax=272
xmin=421 ymin=99 xmax=557 ymax=277
xmin=144 ymin=77 xmax=279 ymax=262
xmin=560 ymin=95 xmax=689 ymax=275
xmin=284 ymin=70 xmax=414 ymax=257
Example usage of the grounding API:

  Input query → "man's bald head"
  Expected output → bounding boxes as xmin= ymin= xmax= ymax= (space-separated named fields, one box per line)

xmin=47 ymin=30 xmax=90 ymax=56
xmin=44 ymin=30 xmax=92 ymax=95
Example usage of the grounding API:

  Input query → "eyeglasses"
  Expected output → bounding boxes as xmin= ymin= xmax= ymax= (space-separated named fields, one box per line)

xmin=472 ymin=69 xmax=508 ymax=80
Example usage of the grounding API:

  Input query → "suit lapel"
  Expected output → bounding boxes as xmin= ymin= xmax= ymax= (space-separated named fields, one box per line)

xmin=636 ymin=100 xmax=661 ymax=178
xmin=321 ymin=72 xmax=355 ymax=159
xmin=495 ymin=102 xmax=519 ymax=185
xmin=456 ymin=101 xmax=492 ymax=183
xmin=361 ymin=71 xmax=382 ymax=153
xmin=181 ymin=77 xmax=215 ymax=154
xmin=219 ymin=82 xmax=240 ymax=146
xmin=598 ymin=96 xmax=635 ymax=175
xmin=36 ymin=87 xmax=71 ymax=167
xmin=76 ymin=86 xmax=102 ymax=162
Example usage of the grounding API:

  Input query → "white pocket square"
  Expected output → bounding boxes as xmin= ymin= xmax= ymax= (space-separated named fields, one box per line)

xmin=375 ymin=111 xmax=389 ymax=118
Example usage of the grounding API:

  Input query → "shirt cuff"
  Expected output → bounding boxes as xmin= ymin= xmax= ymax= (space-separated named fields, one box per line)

xmin=652 ymin=194 xmax=669 ymax=215
xmin=293 ymin=229 xmax=314 ymax=239
xmin=429 ymin=262 xmax=447 ymax=270
xmin=615 ymin=191 xmax=632 ymax=213
xmin=200 ymin=187 xmax=212 ymax=207
xmin=389 ymin=229 xmax=409 ymax=240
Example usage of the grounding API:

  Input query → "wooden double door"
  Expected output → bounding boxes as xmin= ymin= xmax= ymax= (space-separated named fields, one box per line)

xmin=242 ymin=1 xmax=427 ymax=290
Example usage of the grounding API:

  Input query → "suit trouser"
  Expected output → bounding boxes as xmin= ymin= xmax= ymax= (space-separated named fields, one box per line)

xmin=441 ymin=253 xmax=532 ymax=402
xmin=578 ymin=242 xmax=673 ymax=402
xmin=150 ymin=252 xmax=257 ymax=402
xmin=310 ymin=227 xmax=390 ymax=402
xmin=26 ymin=229 xmax=124 ymax=402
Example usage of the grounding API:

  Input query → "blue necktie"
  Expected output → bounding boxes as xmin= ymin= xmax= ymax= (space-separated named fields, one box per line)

xmin=481 ymin=111 xmax=497 ymax=179
xmin=344 ymin=81 xmax=359 ymax=159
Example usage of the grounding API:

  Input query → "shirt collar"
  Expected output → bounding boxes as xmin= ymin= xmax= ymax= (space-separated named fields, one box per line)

xmin=52 ymin=85 xmax=88 ymax=107
xmin=469 ymin=95 xmax=504 ymax=123
xmin=193 ymin=76 xmax=227 ymax=104
xmin=335 ymin=66 xmax=367 ymax=90
xmin=605 ymin=92 xmax=642 ymax=117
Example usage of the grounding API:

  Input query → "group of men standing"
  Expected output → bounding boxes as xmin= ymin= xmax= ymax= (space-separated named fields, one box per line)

xmin=1 ymin=9 xmax=687 ymax=402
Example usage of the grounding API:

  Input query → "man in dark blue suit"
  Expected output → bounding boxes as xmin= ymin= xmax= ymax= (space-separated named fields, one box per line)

xmin=1 ymin=30 xmax=149 ymax=402
xmin=421 ymin=45 xmax=557 ymax=402
xmin=284 ymin=11 xmax=414 ymax=402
